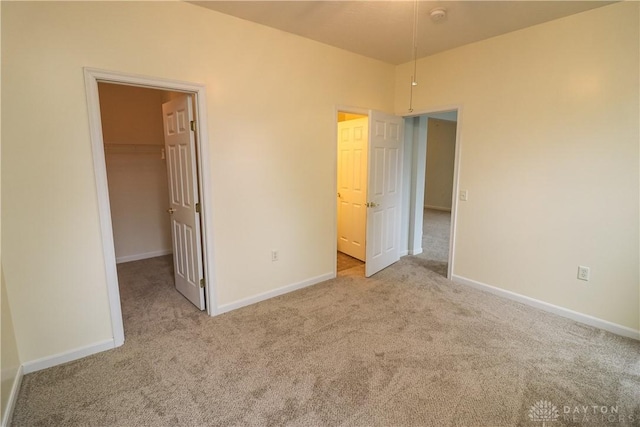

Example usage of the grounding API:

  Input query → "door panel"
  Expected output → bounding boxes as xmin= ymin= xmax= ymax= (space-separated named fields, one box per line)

xmin=337 ymin=117 xmax=368 ymax=261
xmin=162 ymin=95 xmax=205 ymax=310
xmin=365 ymin=111 xmax=403 ymax=277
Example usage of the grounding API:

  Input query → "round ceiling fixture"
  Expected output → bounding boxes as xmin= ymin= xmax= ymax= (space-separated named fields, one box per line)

xmin=429 ymin=7 xmax=447 ymax=22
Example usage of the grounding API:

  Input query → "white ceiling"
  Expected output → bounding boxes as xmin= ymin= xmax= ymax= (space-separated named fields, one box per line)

xmin=191 ymin=1 xmax=615 ymax=65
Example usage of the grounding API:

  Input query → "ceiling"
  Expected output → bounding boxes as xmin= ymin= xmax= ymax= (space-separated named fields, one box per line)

xmin=191 ymin=1 xmax=615 ymax=65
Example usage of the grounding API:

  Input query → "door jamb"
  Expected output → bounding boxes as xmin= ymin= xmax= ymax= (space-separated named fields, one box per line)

xmin=84 ymin=68 xmax=218 ymax=347
xmin=401 ymin=105 xmax=462 ymax=280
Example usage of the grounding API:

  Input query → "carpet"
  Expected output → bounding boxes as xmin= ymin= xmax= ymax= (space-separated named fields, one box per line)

xmin=337 ymin=252 xmax=364 ymax=273
xmin=11 ymin=255 xmax=640 ymax=426
xmin=415 ymin=208 xmax=451 ymax=277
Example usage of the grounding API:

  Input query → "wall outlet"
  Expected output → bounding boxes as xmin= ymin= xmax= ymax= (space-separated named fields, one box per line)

xmin=577 ymin=266 xmax=590 ymax=281
xmin=459 ymin=190 xmax=468 ymax=201
xmin=271 ymin=250 xmax=279 ymax=262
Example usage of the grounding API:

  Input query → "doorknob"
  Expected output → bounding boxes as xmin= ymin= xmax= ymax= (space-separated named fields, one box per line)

xmin=337 ymin=192 xmax=341 ymax=198
xmin=167 ymin=208 xmax=176 ymax=214
xmin=366 ymin=202 xmax=379 ymax=208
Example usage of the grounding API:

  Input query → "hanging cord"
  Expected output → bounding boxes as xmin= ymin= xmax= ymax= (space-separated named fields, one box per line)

xmin=409 ymin=0 xmax=419 ymax=112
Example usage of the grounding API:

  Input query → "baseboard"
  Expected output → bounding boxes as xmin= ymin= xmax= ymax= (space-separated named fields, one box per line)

xmin=409 ymin=248 xmax=423 ymax=256
xmin=452 ymin=275 xmax=640 ymax=341
xmin=22 ymin=339 xmax=116 ymax=374
xmin=423 ymin=205 xmax=451 ymax=212
xmin=116 ymin=249 xmax=172 ymax=264
xmin=1 ymin=365 xmax=23 ymax=427
xmin=216 ymin=272 xmax=335 ymax=315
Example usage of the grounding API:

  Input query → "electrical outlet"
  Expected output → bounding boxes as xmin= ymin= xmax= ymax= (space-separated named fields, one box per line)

xmin=577 ymin=266 xmax=590 ymax=281
xmin=271 ymin=250 xmax=279 ymax=262
xmin=459 ymin=190 xmax=468 ymax=201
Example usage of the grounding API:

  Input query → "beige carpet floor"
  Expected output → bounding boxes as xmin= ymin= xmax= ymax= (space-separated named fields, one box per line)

xmin=337 ymin=252 xmax=364 ymax=273
xmin=11 ymin=255 xmax=640 ymax=426
xmin=415 ymin=208 xmax=451 ymax=277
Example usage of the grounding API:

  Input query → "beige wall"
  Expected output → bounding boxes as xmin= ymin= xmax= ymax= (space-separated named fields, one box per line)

xmin=99 ymin=83 xmax=164 ymax=146
xmin=1 ymin=270 xmax=21 ymax=422
xmin=1 ymin=1 xmax=395 ymax=362
xmin=99 ymin=83 xmax=172 ymax=262
xmin=396 ymin=2 xmax=639 ymax=330
xmin=424 ymin=118 xmax=456 ymax=211
xmin=337 ymin=112 xmax=367 ymax=122
xmin=0 ymin=4 xmax=21 ymax=419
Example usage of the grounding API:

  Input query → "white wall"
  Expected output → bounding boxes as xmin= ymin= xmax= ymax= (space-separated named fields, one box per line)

xmin=1 ymin=1 xmax=395 ymax=363
xmin=424 ymin=118 xmax=457 ymax=211
xmin=396 ymin=2 xmax=639 ymax=331
xmin=98 ymin=83 xmax=172 ymax=263
xmin=400 ymin=119 xmax=413 ymax=256
xmin=407 ymin=116 xmax=427 ymax=255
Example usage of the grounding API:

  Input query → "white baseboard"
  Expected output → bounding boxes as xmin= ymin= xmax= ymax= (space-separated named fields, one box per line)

xmin=452 ymin=275 xmax=640 ymax=341
xmin=424 ymin=205 xmax=451 ymax=212
xmin=22 ymin=339 xmax=116 ymax=374
xmin=116 ymin=249 xmax=172 ymax=264
xmin=409 ymin=248 xmax=423 ymax=256
xmin=216 ymin=272 xmax=335 ymax=315
xmin=1 ymin=365 xmax=23 ymax=427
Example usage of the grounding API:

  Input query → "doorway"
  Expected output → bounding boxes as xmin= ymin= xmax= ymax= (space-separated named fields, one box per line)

xmin=98 ymin=83 xmax=206 ymax=310
xmin=422 ymin=116 xmax=457 ymax=276
xmin=404 ymin=109 xmax=460 ymax=279
xmin=84 ymin=68 xmax=216 ymax=347
xmin=98 ymin=83 xmax=173 ymax=265
xmin=335 ymin=108 xmax=405 ymax=278
xmin=336 ymin=112 xmax=368 ymax=275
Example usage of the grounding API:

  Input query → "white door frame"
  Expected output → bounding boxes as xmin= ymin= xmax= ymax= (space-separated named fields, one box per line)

xmin=401 ymin=105 xmax=463 ymax=279
xmin=84 ymin=68 xmax=218 ymax=347
xmin=333 ymin=106 xmax=370 ymax=275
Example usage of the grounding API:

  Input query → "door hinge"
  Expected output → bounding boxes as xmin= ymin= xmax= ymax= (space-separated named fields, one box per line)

xmin=190 ymin=120 xmax=196 ymax=132
xmin=200 ymin=278 xmax=205 ymax=288
xmin=195 ymin=202 xmax=201 ymax=213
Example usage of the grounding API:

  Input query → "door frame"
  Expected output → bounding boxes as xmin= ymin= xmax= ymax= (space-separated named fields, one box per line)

xmin=333 ymin=105 xmax=370 ymax=275
xmin=402 ymin=105 xmax=463 ymax=279
xmin=84 ymin=68 xmax=218 ymax=347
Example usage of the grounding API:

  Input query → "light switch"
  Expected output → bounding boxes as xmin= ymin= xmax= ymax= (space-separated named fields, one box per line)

xmin=460 ymin=190 xmax=468 ymax=201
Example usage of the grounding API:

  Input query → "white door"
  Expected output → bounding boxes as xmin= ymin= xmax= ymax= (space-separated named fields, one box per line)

xmin=365 ymin=111 xmax=404 ymax=277
xmin=162 ymin=95 xmax=205 ymax=310
xmin=337 ymin=117 xmax=368 ymax=261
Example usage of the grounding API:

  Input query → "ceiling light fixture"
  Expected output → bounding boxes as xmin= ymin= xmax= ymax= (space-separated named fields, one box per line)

xmin=408 ymin=0 xmax=419 ymax=112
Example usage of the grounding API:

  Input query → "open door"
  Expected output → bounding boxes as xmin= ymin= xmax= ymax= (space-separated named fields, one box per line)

xmin=337 ymin=117 xmax=368 ymax=261
xmin=365 ymin=111 xmax=404 ymax=277
xmin=162 ymin=95 xmax=205 ymax=310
